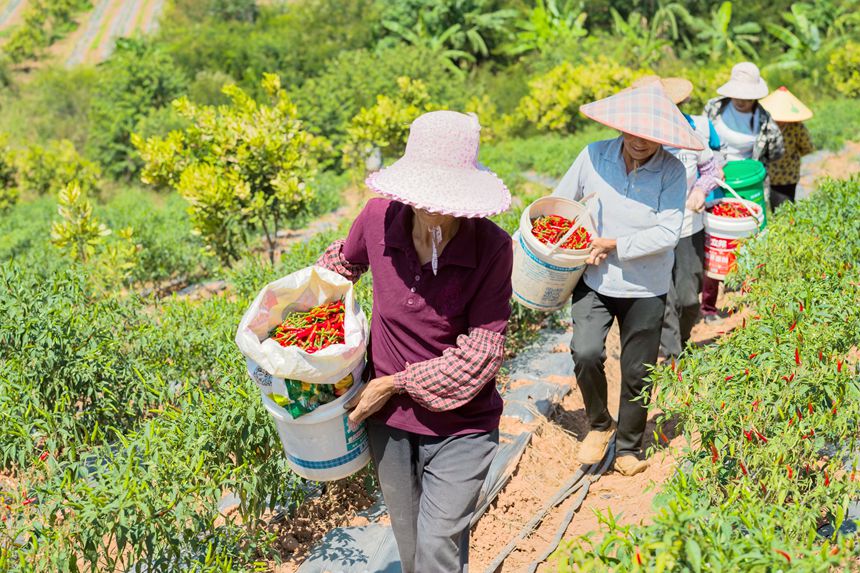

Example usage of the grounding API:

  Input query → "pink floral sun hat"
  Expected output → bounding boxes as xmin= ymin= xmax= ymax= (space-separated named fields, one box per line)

xmin=579 ymin=83 xmax=704 ymax=151
xmin=365 ymin=111 xmax=511 ymax=218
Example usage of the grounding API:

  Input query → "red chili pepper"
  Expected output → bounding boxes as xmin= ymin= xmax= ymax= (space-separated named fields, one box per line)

xmin=837 ymin=359 xmax=843 ymax=373
xmin=786 ymin=466 xmax=793 ymax=479
xmin=755 ymin=431 xmax=768 ymax=444
xmin=788 ymin=321 xmax=797 ymax=332
xmin=710 ymin=443 xmax=719 ymax=463
xmin=677 ymin=370 xmax=682 ymax=382
xmin=743 ymin=318 xmax=747 ymax=328
xmin=659 ymin=431 xmax=669 ymax=444
xmin=38 ymin=451 xmax=49 ymax=462
xmin=818 ymin=350 xmax=823 ymax=362
xmin=808 ymin=402 xmax=813 ymax=415
xmin=782 ymin=373 xmax=795 ymax=383
xmin=739 ymin=461 xmax=748 ymax=475
xmin=752 ymin=400 xmax=760 ymax=411
xmin=749 ymin=352 xmax=757 ymax=359
xmin=795 ymin=348 xmax=801 ymax=366
xmin=725 ymin=375 xmax=734 ymax=381
xmin=22 ymin=497 xmax=35 ymax=506
xmin=775 ymin=549 xmax=791 ymax=563
xmin=824 ymin=471 xmax=830 ymax=487
xmin=721 ymin=402 xmax=726 ymax=409
xmin=743 ymin=429 xmax=753 ymax=442
xmin=744 ymin=368 xmax=750 ymax=376
xmin=760 ymin=482 xmax=767 ymax=494
xmin=788 ymin=415 xmax=795 ymax=426
xmin=635 ymin=550 xmax=643 ymax=566
xmin=799 ymin=302 xmax=804 ymax=312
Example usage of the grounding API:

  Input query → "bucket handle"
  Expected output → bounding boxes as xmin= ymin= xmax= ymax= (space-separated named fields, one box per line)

xmin=714 ymin=179 xmax=765 ymax=227
xmin=546 ymin=192 xmax=598 ymax=255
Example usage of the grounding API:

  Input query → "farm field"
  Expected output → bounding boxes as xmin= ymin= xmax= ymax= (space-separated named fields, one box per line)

xmin=0 ymin=0 xmax=860 ymax=571
xmin=0 ymin=0 xmax=165 ymax=66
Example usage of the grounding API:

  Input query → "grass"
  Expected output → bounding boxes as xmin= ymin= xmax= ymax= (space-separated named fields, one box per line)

xmin=806 ymin=97 xmax=860 ymax=151
xmin=481 ymin=124 xmax=615 ymax=182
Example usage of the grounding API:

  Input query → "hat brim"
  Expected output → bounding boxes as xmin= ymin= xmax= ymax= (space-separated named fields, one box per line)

xmin=716 ymin=79 xmax=769 ymax=100
xmin=579 ymin=108 xmax=704 ymax=151
xmin=366 ymin=159 xmax=511 ymax=218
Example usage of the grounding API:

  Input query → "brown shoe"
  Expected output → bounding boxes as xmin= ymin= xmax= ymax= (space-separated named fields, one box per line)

xmin=614 ymin=454 xmax=649 ymax=476
xmin=577 ymin=422 xmax=616 ymax=465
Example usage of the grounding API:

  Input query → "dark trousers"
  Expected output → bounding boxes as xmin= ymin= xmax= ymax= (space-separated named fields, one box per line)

xmin=569 ymin=282 xmax=666 ymax=456
xmin=771 ymin=183 xmax=797 ymax=210
xmin=368 ymin=422 xmax=498 ymax=573
xmin=660 ymin=231 xmax=705 ymax=358
xmin=701 ymin=275 xmax=720 ymax=315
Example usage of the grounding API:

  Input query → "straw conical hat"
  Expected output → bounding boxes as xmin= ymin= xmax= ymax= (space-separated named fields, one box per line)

xmin=579 ymin=83 xmax=704 ymax=150
xmin=631 ymin=75 xmax=694 ymax=105
xmin=759 ymin=86 xmax=813 ymax=122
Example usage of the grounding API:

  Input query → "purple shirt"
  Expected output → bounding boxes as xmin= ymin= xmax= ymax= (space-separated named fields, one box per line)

xmin=342 ymin=198 xmax=512 ymax=436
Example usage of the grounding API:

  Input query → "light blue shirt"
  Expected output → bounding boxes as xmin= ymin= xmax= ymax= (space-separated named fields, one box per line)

xmin=552 ymin=137 xmax=686 ymax=297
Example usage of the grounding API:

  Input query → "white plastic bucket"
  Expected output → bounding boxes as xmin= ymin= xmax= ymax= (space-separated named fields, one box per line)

xmin=512 ymin=196 xmax=595 ymax=311
xmin=703 ymin=198 xmax=761 ymax=280
xmin=260 ymin=361 xmax=370 ymax=481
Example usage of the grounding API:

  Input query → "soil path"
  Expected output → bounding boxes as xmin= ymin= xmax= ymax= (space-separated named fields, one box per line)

xmin=471 ymin=302 xmax=744 ymax=572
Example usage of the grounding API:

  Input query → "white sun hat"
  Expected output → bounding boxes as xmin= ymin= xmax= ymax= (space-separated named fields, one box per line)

xmin=716 ymin=62 xmax=769 ymax=100
xmin=365 ymin=111 xmax=511 ymax=218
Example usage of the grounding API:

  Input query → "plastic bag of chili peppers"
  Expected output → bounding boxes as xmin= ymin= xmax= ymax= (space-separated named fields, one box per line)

xmin=236 ymin=266 xmax=369 ymax=391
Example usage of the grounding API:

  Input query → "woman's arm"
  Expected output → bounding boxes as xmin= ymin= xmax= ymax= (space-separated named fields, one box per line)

xmin=797 ymin=124 xmax=814 ymax=156
xmin=315 ymin=203 xmax=373 ymax=282
xmin=393 ymin=328 xmax=506 ymax=412
xmin=316 ymin=239 xmax=368 ymax=283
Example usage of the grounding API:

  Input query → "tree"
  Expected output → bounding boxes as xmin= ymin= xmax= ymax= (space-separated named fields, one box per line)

xmin=87 ymin=39 xmax=188 ymax=179
xmin=133 ymin=74 xmax=328 ymax=266
xmin=343 ymin=77 xmax=437 ymax=171
xmin=502 ymin=0 xmax=589 ymax=57
xmin=688 ymin=1 xmax=761 ymax=62
xmin=379 ymin=0 xmax=517 ymax=70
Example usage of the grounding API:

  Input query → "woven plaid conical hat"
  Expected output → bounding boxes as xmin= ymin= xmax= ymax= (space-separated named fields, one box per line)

xmin=579 ymin=83 xmax=704 ymax=150
xmin=760 ymin=86 xmax=813 ymax=122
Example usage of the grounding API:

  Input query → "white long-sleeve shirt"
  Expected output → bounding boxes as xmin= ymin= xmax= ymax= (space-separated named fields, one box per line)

xmin=552 ymin=137 xmax=686 ymax=298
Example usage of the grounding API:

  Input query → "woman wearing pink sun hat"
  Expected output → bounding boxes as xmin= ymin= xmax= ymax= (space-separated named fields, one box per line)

xmin=552 ymin=83 xmax=700 ymax=476
xmin=316 ymin=110 xmax=512 ymax=573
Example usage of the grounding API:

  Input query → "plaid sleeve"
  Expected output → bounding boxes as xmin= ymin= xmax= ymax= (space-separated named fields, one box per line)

xmin=393 ymin=327 xmax=506 ymax=412
xmin=315 ymin=239 xmax=368 ymax=284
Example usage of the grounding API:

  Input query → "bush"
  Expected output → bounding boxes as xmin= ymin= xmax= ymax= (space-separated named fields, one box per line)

xmin=828 ymin=41 xmax=860 ymax=97
xmin=14 ymin=139 xmax=101 ymax=198
xmin=0 ymin=136 xmax=18 ymax=212
xmin=134 ymin=74 xmax=329 ymax=266
xmin=514 ymin=57 xmax=646 ymax=134
xmin=343 ymin=77 xmax=437 ymax=169
xmin=87 ymin=39 xmax=188 ymax=180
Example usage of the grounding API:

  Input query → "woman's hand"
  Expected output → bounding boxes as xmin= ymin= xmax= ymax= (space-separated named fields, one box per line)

xmin=587 ymin=238 xmax=617 ymax=265
xmin=346 ymin=375 xmax=398 ymax=424
xmin=686 ymin=188 xmax=708 ymax=213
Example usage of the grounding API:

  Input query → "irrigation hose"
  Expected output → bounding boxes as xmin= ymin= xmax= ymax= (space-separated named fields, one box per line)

xmin=480 ymin=439 xmax=617 ymax=573
xmin=524 ymin=441 xmax=617 ymax=573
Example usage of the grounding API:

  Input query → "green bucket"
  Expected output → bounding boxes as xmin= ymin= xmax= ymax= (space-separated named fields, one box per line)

xmin=723 ymin=159 xmax=767 ymax=228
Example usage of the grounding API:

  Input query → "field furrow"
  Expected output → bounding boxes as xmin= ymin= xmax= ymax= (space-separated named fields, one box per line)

xmin=65 ymin=0 xmax=111 ymax=67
